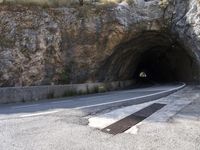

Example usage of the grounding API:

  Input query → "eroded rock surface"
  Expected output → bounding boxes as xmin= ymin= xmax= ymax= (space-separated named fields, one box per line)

xmin=0 ymin=0 xmax=200 ymax=86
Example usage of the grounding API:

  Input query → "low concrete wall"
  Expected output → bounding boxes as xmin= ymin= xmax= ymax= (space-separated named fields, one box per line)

xmin=0 ymin=80 xmax=134 ymax=104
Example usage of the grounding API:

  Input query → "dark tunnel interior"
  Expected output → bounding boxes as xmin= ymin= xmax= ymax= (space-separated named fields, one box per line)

xmin=98 ymin=31 xmax=199 ymax=84
xmin=134 ymin=45 xmax=192 ymax=84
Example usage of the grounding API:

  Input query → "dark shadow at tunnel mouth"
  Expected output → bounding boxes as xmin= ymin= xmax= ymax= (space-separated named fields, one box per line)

xmin=98 ymin=31 xmax=199 ymax=85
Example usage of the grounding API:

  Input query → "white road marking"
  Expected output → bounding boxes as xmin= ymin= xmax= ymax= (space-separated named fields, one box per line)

xmin=8 ymin=83 xmax=185 ymax=119
xmin=74 ymin=83 xmax=185 ymax=110
xmin=10 ymin=84 xmax=185 ymax=110
xmin=11 ymin=104 xmax=40 ymax=109
xmin=51 ymin=100 xmax=73 ymax=104
xmin=47 ymin=85 xmax=184 ymax=105
xmin=19 ymin=110 xmax=60 ymax=118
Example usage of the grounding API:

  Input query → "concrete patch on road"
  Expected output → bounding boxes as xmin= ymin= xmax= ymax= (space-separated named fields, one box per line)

xmin=125 ymin=98 xmax=193 ymax=134
xmin=88 ymin=87 xmax=197 ymax=135
xmin=88 ymin=99 xmax=161 ymax=129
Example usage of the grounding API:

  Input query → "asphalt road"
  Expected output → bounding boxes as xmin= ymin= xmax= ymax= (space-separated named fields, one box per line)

xmin=2 ymin=83 xmax=199 ymax=150
xmin=0 ymin=83 xmax=184 ymax=120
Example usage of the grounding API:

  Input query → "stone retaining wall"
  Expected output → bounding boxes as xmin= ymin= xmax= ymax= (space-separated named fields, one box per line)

xmin=0 ymin=80 xmax=134 ymax=104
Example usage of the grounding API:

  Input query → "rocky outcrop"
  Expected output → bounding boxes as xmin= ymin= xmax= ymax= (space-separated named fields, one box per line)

xmin=0 ymin=0 xmax=200 ymax=87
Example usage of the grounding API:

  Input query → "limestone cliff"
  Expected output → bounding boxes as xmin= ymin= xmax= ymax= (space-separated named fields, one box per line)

xmin=0 ymin=0 xmax=200 ymax=87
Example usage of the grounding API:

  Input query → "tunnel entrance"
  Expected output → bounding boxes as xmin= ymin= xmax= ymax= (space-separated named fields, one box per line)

xmin=134 ymin=43 xmax=193 ymax=84
xmin=99 ymin=31 xmax=199 ymax=84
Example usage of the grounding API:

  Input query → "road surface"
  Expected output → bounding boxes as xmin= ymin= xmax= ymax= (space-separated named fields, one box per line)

xmin=0 ymin=83 xmax=184 ymax=120
xmin=1 ymin=83 xmax=200 ymax=150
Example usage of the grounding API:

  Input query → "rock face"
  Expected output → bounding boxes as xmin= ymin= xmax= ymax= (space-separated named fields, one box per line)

xmin=0 ymin=0 xmax=200 ymax=87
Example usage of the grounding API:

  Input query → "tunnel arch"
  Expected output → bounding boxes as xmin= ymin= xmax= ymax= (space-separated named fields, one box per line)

xmin=98 ymin=31 xmax=200 ymax=84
